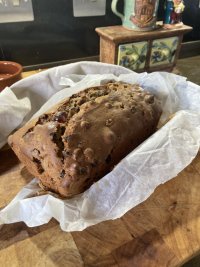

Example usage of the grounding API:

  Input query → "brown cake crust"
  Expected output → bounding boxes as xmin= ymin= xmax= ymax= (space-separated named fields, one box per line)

xmin=8 ymin=82 xmax=162 ymax=197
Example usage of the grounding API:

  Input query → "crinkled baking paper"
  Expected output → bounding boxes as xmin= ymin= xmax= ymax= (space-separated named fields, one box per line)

xmin=0 ymin=62 xmax=200 ymax=231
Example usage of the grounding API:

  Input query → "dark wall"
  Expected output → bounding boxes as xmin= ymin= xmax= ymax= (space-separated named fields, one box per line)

xmin=0 ymin=0 xmax=199 ymax=66
xmin=182 ymin=0 xmax=200 ymax=41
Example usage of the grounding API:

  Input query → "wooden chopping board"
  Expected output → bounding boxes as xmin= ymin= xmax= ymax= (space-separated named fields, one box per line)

xmin=1 ymin=146 xmax=200 ymax=267
xmin=0 ymin=71 xmax=200 ymax=267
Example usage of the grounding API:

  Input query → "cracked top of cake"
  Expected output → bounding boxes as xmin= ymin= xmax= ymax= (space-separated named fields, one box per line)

xmin=8 ymin=82 xmax=162 ymax=197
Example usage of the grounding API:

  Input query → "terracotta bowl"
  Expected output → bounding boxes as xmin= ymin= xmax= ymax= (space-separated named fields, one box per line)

xmin=0 ymin=61 xmax=23 ymax=92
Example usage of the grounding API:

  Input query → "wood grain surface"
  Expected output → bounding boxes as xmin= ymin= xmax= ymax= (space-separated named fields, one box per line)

xmin=0 ymin=69 xmax=200 ymax=266
xmin=1 ymin=148 xmax=200 ymax=267
xmin=95 ymin=25 xmax=192 ymax=43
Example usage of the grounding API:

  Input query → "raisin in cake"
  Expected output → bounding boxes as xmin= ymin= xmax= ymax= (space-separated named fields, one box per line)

xmin=8 ymin=82 xmax=162 ymax=197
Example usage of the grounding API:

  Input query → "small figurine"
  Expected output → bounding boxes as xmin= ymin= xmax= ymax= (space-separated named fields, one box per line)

xmin=164 ymin=0 xmax=185 ymax=29
xmin=171 ymin=0 xmax=185 ymax=24
xmin=164 ymin=0 xmax=174 ymax=25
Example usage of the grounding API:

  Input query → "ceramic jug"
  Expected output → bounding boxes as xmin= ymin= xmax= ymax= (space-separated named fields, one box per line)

xmin=111 ymin=0 xmax=159 ymax=31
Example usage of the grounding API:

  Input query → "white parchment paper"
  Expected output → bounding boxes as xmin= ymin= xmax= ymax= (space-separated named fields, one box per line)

xmin=0 ymin=61 xmax=200 ymax=231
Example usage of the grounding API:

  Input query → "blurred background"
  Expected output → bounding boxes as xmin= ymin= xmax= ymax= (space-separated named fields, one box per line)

xmin=0 ymin=0 xmax=199 ymax=67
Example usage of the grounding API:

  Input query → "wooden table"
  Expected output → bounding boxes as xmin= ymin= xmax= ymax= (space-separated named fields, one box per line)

xmin=0 ymin=144 xmax=200 ymax=267
xmin=1 ymin=70 xmax=200 ymax=267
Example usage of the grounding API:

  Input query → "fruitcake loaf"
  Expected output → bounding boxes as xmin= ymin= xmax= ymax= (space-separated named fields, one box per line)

xmin=8 ymin=82 xmax=162 ymax=197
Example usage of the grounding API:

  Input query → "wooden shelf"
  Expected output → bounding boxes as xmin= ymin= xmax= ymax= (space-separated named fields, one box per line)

xmin=96 ymin=25 xmax=192 ymax=43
